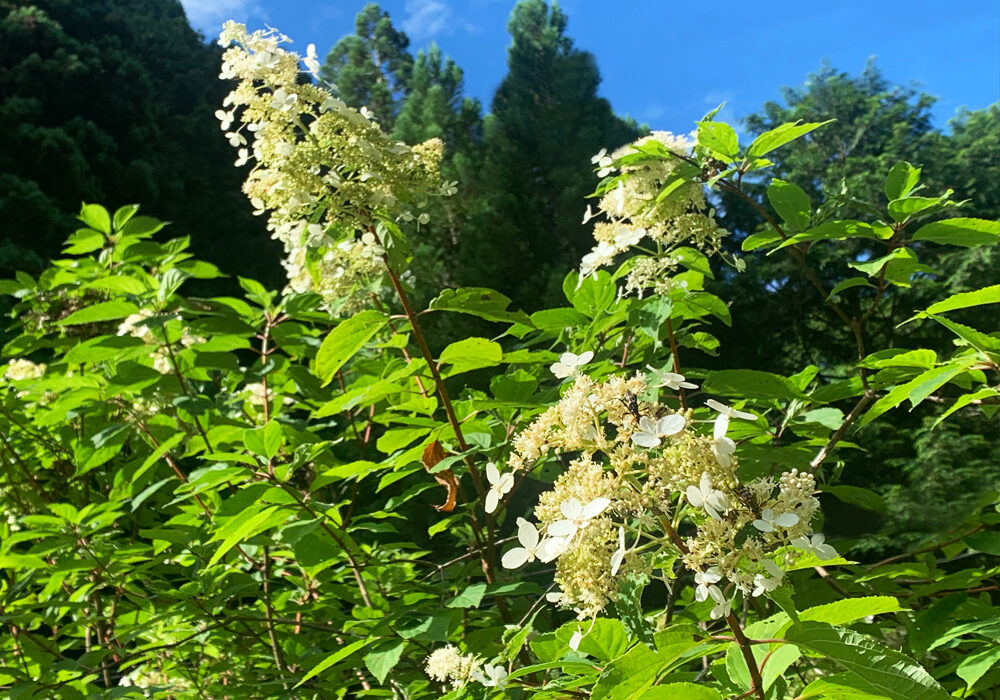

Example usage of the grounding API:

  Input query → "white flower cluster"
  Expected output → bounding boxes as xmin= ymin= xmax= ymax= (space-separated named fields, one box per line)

xmin=580 ymin=132 xmax=728 ymax=292
xmin=496 ymin=362 xmax=836 ymax=619
xmin=424 ymin=645 xmax=480 ymax=688
xmin=4 ymin=358 xmax=46 ymax=382
xmin=217 ymin=23 xmax=448 ymax=313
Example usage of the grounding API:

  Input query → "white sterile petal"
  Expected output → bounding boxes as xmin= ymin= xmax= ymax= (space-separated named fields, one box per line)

xmin=714 ymin=413 xmax=730 ymax=440
xmin=657 ymin=414 xmax=686 ymax=436
xmin=715 ymin=436 xmax=736 ymax=457
xmin=610 ymin=526 xmax=625 ymax=575
xmin=686 ymin=485 xmax=705 ymax=508
xmin=546 ymin=590 xmax=563 ymax=603
xmin=707 ymin=491 xmax=730 ymax=513
xmin=775 ymin=512 xmax=800 ymax=528
xmin=485 ymin=490 xmax=499 ymax=514
xmin=502 ymin=548 xmax=530 ymax=569
xmin=791 ymin=536 xmax=811 ymax=550
xmin=762 ymin=559 xmax=783 ymax=578
xmin=547 ymin=520 xmax=577 ymax=538
xmin=569 ymin=629 xmax=583 ymax=651
xmin=708 ymin=585 xmax=725 ymax=604
xmin=559 ymin=352 xmax=578 ymax=366
xmin=537 ymin=536 xmax=568 ymax=562
xmin=706 ymin=399 xmax=729 ymax=414
xmin=582 ymin=497 xmax=611 ymax=520
xmin=486 ymin=462 xmax=499 ymax=485
xmin=498 ymin=473 xmax=514 ymax=494
xmin=731 ymin=407 xmax=757 ymax=421
xmin=516 ymin=518 xmax=539 ymax=549
xmin=815 ymin=543 xmax=838 ymax=561
xmin=561 ymin=498 xmax=583 ymax=520
xmin=638 ymin=416 xmax=656 ymax=433
xmin=610 ymin=548 xmax=624 ymax=576
xmin=752 ymin=518 xmax=774 ymax=533
xmin=632 ymin=432 xmax=661 ymax=448
xmin=550 ymin=362 xmax=570 ymax=379
xmin=695 ymin=584 xmax=710 ymax=602
xmin=577 ymin=350 xmax=594 ymax=365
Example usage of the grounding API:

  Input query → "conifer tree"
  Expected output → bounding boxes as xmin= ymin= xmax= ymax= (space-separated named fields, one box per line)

xmin=320 ymin=3 xmax=413 ymax=129
xmin=459 ymin=0 xmax=640 ymax=308
xmin=0 ymin=0 xmax=277 ymax=282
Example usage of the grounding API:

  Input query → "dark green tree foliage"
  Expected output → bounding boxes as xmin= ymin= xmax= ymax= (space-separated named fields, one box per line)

xmin=0 ymin=0 xmax=279 ymax=283
xmin=459 ymin=0 xmax=639 ymax=308
xmin=393 ymin=45 xmax=483 ymax=298
xmin=707 ymin=64 xmax=1000 ymax=550
xmin=393 ymin=44 xmax=481 ymax=156
xmin=320 ymin=3 xmax=413 ymax=129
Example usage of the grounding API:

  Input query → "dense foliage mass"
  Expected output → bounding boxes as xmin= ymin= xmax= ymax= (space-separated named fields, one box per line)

xmin=0 ymin=2 xmax=999 ymax=698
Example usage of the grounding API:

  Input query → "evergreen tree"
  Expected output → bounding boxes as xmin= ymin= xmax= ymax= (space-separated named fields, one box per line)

xmin=460 ymin=0 xmax=640 ymax=308
xmin=0 ymin=0 xmax=278 ymax=283
xmin=320 ymin=3 xmax=412 ymax=130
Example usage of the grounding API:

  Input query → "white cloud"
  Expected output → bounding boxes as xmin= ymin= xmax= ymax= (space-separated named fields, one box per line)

xmin=401 ymin=0 xmax=452 ymax=42
xmin=180 ymin=0 xmax=264 ymax=34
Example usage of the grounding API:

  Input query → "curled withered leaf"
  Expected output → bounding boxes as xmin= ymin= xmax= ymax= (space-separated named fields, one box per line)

xmin=422 ymin=440 xmax=458 ymax=512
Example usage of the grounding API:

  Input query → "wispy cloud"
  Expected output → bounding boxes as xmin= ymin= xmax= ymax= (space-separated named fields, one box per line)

xmin=179 ymin=0 xmax=264 ymax=34
xmin=401 ymin=0 xmax=452 ymax=42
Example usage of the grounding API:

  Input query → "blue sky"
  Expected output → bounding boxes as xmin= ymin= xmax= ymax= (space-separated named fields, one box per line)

xmin=181 ymin=0 xmax=1000 ymax=134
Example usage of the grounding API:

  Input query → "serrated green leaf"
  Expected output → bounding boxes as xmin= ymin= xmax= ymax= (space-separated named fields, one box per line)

xmin=698 ymin=121 xmax=739 ymax=159
xmin=885 ymin=162 xmax=921 ymax=201
xmin=429 ymin=287 xmax=534 ymax=327
xmin=704 ymin=369 xmax=805 ymax=400
xmin=785 ymin=622 xmax=949 ymax=700
xmin=59 ymin=301 xmax=140 ymax=325
xmin=314 ymin=310 xmax=387 ymax=386
xmin=365 ymin=641 xmax=405 ymax=685
xmin=767 ymin=179 xmax=811 ymax=231
xmin=912 ymin=217 xmax=1000 ymax=247
xmin=294 ymin=639 xmax=372 ymax=688
xmin=79 ymin=203 xmax=111 ymax=233
xmin=439 ymin=337 xmax=502 ymax=375
xmin=746 ymin=120 xmax=833 ymax=158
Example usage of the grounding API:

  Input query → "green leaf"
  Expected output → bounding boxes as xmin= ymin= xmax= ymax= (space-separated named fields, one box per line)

xmin=591 ymin=643 xmax=661 ymax=700
xmin=704 ymin=369 xmax=806 ymax=400
xmin=777 ymin=220 xmax=892 ymax=250
xmin=314 ymin=310 xmax=387 ymax=385
xmin=922 ymin=285 xmax=1000 ymax=315
xmin=208 ymin=506 xmax=286 ymax=566
xmin=556 ymin=618 xmax=629 ymax=662
xmin=912 ymin=217 xmax=1000 ymax=247
xmin=365 ymin=641 xmax=405 ymax=685
xmin=697 ymin=121 xmax=739 ymax=159
xmin=909 ymin=594 xmax=967 ymax=655
xmin=429 ymin=287 xmax=534 ymax=327
xmin=59 ymin=301 xmax=140 ymax=325
xmin=79 ymin=203 xmax=111 ymax=234
xmin=746 ymin=120 xmax=833 ymax=158
xmin=639 ymin=685 xmax=722 ymax=700
xmin=446 ymin=583 xmax=487 ymax=608
xmin=822 ymin=485 xmax=886 ymax=514
xmin=742 ymin=229 xmax=783 ymax=252
xmin=569 ymin=270 xmax=616 ymax=317
xmin=243 ymin=421 xmax=284 ymax=460
xmin=64 ymin=228 xmax=106 ymax=254
xmin=398 ymin=613 xmax=450 ymax=642
xmin=888 ymin=192 xmax=954 ymax=223
xmin=439 ymin=337 xmax=503 ymax=375
xmin=294 ymin=638 xmax=372 ymax=688
xmin=799 ymin=674 xmax=894 ymax=699
xmin=767 ymin=179 xmax=811 ymax=231
xmin=957 ymin=645 xmax=1000 ymax=691
xmin=785 ymin=622 xmax=949 ymax=700
xmin=113 ymin=204 xmax=140 ymax=231
xmin=884 ymin=162 xmax=921 ymax=200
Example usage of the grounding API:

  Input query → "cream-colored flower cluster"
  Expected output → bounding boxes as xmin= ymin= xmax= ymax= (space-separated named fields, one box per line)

xmin=217 ymin=23 xmax=447 ymax=313
xmin=496 ymin=365 xmax=835 ymax=620
xmin=424 ymin=644 xmax=481 ymax=687
xmin=580 ymin=132 xmax=728 ymax=291
xmin=4 ymin=358 xmax=46 ymax=382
